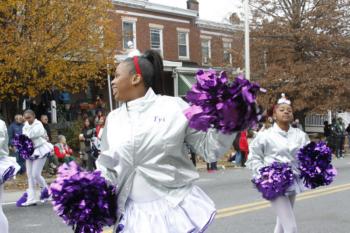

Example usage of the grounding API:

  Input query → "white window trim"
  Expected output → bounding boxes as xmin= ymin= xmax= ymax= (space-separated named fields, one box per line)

xmin=222 ymin=38 xmax=233 ymax=43
xmin=149 ymin=23 xmax=164 ymax=29
xmin=176 ymin=27 xmax=190 ymax=33
xmin=200 ymin=30 xmax=233 ymax=38
xmin=150 ymin=27 xmax=163 ymax=56
xmin=201 ymin=39 xmax=211 ymax=65
xmin=200 ymin=35 xmax=212 ymax=40
xmin=122 ymin=19 xmax=137 ymax=49
xmin=121 ymin=16 xmax=137 ymax=22
xmin=223 ymin=41 xmax=232 ymax=65
xmin=115 ymin=10 xmax=192 ymax=24
xmin=178 ymin=31 xmax=190 ymax=60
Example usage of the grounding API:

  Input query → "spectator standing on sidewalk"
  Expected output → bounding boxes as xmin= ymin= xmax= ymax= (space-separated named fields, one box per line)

xmin=346 ymin=123 xmax=350 ymax=151
xmin=324 ymin=121 xmax=331 ymax=143
xmin=231 ymin=132 xmax=242 ymax=166
xmin=40 ymin=114 xmax=58 ymax=174
xmin=40 ymin=115 xmax=51 ymax=142
xmin=291 ymin=118 xmax=303 ymax=131
xmin=95 ymin=114 xmax=105 ymax=138
xmin=331 ymin=118 xmax=344 ymax=159
xmin=239 ymin=130 xmax=249 ymax=167
xmin=95 ymin=95 xmax=106 ymax=115
xmin=80 ymin=118 xmax=95 ymax=171
xmin=338 ymin=118 xmax=346 ymax=154
xmin=8 ymin=114 xmax=25 ymax=174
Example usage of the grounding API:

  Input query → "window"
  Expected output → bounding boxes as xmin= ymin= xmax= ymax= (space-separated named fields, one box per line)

xmin=223 ymin=41 xmax=232 ymax=64
xmin=201 ymin=39 xmax=211 ymax=65
xmin=150 ymin=28 xmax=163 ymax=56
xmin=122 ymin=21 xmax=136 ymax=49
xmin=178 ymin=31 xmax=189 ymax=59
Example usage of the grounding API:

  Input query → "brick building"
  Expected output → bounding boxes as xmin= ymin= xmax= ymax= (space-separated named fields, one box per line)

xmin=111 ymin=0 xmax=242 ymax=96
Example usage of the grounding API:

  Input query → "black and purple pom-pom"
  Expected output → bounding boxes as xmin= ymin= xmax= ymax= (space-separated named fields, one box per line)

xmin=252 ymin=162 xmax=294 ymax=200
xmin=184 ymin=70 xmax=263 ymax=134
xmin=12 ymin=134 xmax=34 ymax=160
xmin=50 ymin=161 xmax=117 ymax=233
xmin=297 ymin=141 xmax=337 ymax=189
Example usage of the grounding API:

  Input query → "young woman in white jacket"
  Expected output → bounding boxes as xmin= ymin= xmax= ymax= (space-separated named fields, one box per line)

xmin=0 ymin=119 xmax=20 ymax=232
xmin=96 ymin=50 xmax=237 ymax=233
xmin=246 ymin=96 xmax=309 ymax=233
xmin=17 ymin=110 xmax=53 ymax=207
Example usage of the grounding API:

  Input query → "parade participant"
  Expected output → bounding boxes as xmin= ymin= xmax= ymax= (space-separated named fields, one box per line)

xmin=246 ymin=94 xmax=309 ymax=233
xmin=0 ymin=119 xmax=20 ymax=232
xmin=16 ymin=110 xmax=53 ymax=207
xmin=96 ymin=50 xmax=237 ymax=233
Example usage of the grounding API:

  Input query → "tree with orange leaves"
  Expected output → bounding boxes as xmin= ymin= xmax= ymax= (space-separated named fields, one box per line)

xmin=0 ymin=0 xmax=117 ymax=103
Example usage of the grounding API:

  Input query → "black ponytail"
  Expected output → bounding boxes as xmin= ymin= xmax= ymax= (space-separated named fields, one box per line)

xmin=143 ymin=50 xmax=164 ymax=94
xmin=124 ymin=49 xmax=164 ymax=94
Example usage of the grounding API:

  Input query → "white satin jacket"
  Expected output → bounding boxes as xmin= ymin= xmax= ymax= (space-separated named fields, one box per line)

xmin=96 ymin=88 xmax=236 ymax=222
xmin=246 ymin=123 xmax=310 ymax=177
xmin=0 ymin=120 xmax=9 ymax=157
xmin=23 ymin=119 xmax=48 ymax=148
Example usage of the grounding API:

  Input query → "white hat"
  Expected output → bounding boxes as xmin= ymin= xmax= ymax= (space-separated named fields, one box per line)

xmin=277 ymin=93 xmax=291 ymax=105
xmin=127 ymin=49 xmax=141 ymax=57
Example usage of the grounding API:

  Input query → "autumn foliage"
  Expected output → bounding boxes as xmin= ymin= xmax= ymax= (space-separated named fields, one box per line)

xmin=0 ymin=0 xmax=117 ymax=101
xmin=249 ymin=0 xmax=350 ymax=114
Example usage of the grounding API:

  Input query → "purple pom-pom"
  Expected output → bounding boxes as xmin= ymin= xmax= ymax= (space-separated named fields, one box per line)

xmin=252 ymin=162 xmax=294 ymax=200
xmin=2 ymin=166 xmax=16 ymax=184
xmin=184 ymin=70 xmax=262 ymax=134
xmin=297 ymin=141 xmax=337 ymax=189
xmin=50 ymin=161 xmax=117 ymax=233
xmin=12 ymin=134 xmax=34 ymax=160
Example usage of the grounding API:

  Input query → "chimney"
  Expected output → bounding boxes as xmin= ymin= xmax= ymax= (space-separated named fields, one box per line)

xmin=187 ymin=0 xmax=199 ymax=12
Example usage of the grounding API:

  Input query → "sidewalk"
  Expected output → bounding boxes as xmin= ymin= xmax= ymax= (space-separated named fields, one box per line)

xmin=4 ymin=156 xmax=348 ymax=204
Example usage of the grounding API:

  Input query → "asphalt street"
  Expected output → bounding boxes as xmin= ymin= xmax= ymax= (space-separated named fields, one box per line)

xmin=3 ymin=157 xmax=350 ymax=233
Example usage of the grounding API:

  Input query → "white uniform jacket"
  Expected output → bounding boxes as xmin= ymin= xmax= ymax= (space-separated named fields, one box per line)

xmin=96 ymin=88 xmax=237 ymax=220
xmin=23 ymin=119 xmax=52 ymax=158
xmin=246 ymin=123 xmax=310 ymax=178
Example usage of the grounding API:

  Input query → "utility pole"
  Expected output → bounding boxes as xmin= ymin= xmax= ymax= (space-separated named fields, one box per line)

xmin=244 ymin=0 xmax=250 ymax=80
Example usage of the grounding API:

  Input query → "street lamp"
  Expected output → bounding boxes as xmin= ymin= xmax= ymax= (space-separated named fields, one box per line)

xmin=244 ymin=0 xmax=250 ymax=80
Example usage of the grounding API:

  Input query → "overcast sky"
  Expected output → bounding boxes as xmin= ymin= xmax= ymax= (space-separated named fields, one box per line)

xmin=149 ymin=0 xmax=242 ymax=22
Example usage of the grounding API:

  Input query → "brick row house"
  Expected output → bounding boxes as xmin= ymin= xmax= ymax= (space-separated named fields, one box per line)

xmin=111 ymin=0 xmax=242 ymax=97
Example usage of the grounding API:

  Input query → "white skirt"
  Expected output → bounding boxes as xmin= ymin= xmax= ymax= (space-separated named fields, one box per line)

xmin=32 ymin=142 xmax=53 ymax=159
xmin=0 ymin=156 xmax=20 ymax=185
xmin=118 ymin=186 xmax=216 ymax=233
xmin=285 ymin=176 xmax=308 ymax=196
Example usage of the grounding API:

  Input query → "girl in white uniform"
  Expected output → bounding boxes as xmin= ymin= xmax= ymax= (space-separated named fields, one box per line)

xmin=0 ymin=119 xmax=20 ymax=232
xmin=17 ymin=110 xmax=53 ymax=207
xmin=96 ymin=50 xmax=237 ymax=233
xmin=246 ymin=95 xmax=309 ymax=233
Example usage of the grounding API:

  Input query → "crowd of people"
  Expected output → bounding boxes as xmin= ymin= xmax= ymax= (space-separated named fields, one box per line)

xmin=4 ymin=97 xmax=107 ymax=178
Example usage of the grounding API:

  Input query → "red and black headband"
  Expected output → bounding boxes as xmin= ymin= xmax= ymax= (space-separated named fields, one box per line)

xmin=133 ymin=56 xmax=142 ymax=76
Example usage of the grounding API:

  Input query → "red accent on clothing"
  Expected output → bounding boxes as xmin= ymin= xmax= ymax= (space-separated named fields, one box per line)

xmin=239 ymin=131 xmax=249 ymax=160
xmin=96 ymin=125 xmax=102 ymax=137
xmin=54 ymin=144 xmax=73 ymax=159
xmin=133 ymin=56 xmax=142 ymax=76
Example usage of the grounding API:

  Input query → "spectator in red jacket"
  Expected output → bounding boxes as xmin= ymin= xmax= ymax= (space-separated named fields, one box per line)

xmin=95 ymin=116 xmax=105 ymax=138
xmin=54 ymin=135 xmax=75 ymax=164
xmin=239 ymin=130 xmax=249 ymax=167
